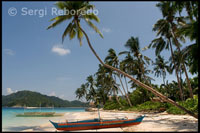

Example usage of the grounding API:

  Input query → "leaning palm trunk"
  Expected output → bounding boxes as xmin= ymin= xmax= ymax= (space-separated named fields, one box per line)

xmin=79 ymin=26 xmax=198 ymax=119
xmin=117 ymin=74 xmax=133 ymax=107
xmin=170 ymin=28 xmax=193 ymax=99
xmin=168 ymin=39 xmax=184 ymax=101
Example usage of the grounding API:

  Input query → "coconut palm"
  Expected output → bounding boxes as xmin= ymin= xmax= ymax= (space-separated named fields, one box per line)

xmin=120 ymin=37 xmax=152 ymax=84
xmin=181 ymin=43 xmax=198 ymax=74
xmin=156 ymin=1 xmax=193 ymax=98
xmin=174 ymin=1 xmax=198 ymax=74
xmin=148 ymin=18 xmax=184 ymax=101
xmin=119 ymin=60 xmax=131 ymax=95
xmin=169 ymin=49 xmax=190 ymax=100
xmin=105 ymin=48 xmax=132 ymax=107
xmin=174 ymin=1 xmax=198 ymax=21
xmin=153 ymin=55 xmax=170 ymax=85
xmin=85 ymin=75 xmax=99 ymax=103
xmin=95 ymin=64 xmax=122 ymax=106
xmin=75 ymin=84 xmax=87 ymax=101
xmin=47 ymin=1 xmax=197 ymax=119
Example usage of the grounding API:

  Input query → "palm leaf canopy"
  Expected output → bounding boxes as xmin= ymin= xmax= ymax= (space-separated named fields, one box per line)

xmin=124 ymin=37 xmax=140 ymax=57
xmin=47 ymin=1 xmax=103 ymax=45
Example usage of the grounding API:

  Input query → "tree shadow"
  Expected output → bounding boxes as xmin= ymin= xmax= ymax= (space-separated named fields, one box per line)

xmin=142 ymin=117 xmax=198 ymax=131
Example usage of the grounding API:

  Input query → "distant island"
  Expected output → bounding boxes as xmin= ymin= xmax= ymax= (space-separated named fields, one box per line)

xmin=2 ymin=90 xmax=89 ymax=107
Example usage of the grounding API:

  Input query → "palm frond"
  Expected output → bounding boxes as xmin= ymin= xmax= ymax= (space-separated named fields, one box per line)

xmin=47 ymin=15 xmax=72 ymax=30
xmin=83 ymin=13 xmax=100 ymax=23
xmin=84 ymin=18 xmax=103 ymax=38
xmin=62 ymin=22 xmax=73 ymax=43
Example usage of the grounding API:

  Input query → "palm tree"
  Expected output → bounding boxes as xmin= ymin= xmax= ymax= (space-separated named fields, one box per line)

xmin=47 ymin=1 xmax=198 ymax=119
xmin=85 ymin=75 xmax=100 ymax=104
xmin=119 ymin=60 xmax=131 ymax=95
xmin=120 ymin=37 xmax=152 ymax=84
xmin=175 ymin=1 xmax=198 ymax=75
xmin=105 ymin=48 xmax=132 ymax=107
xmin=153 ymin=55 xmax=170 ymax=85
xmin=75 ymin=84 xmax=87 ymax=101
xmin=156 ymin=1 xmax=193 ymax=99
xmin=148 ymin=18 xmax=184 ymax=101
xmin=95 ymin=64 xmax=122 ymax=106
xmin=169 ymin=49 xmax=190 ymax=100
xmin=181 ymin=43 xmax=198 ymax=75
xmin=174 ymin=1 xmax=198 ymax=21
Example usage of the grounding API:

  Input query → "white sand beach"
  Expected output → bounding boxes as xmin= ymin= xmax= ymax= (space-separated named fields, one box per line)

xmin=21 ymin=111 xmax=198 ymax=132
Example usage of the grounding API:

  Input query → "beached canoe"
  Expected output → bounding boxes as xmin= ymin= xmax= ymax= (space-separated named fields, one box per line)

xmin=49 ymin=115 xmax=145 ymax=131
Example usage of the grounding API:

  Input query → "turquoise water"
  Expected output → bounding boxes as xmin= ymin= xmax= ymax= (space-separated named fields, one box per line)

xmin=2 ymin=107 xmax=85 ymax=131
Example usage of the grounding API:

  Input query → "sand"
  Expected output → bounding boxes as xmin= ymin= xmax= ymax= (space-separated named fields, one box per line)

xmin=20 ymin=110 xmax=198 ymax=132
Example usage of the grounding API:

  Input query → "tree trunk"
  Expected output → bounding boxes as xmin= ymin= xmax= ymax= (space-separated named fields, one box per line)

xmin=110 ymin=74 xmax=123 ymax=107
xmin=113 ymin=75 xmax=125 ymax=97
xmin=118 ymin=74 xmax=133 ymax=107
xmin=113 ymin=86 xmax=123 ymax=107
xmin=179 ymin=71 xmax=185 ymax=100
xmin=170 ymin=27 xmax=193 ymax=99
xmin=168 ymin=38 xmax=184 ymax=101
xmin=163 ymin=73 xmax=165 ymax=85
xmin=124 ymin=77 xmax=130 ymax=95
xmin=79 ymin=26 xmax=198 ymax=119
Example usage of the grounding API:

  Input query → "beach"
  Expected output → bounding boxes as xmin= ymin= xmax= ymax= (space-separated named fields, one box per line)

xmin=21 ymin=110 xmax=198 ymax=132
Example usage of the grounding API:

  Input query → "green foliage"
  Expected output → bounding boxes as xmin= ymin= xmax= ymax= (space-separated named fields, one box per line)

xmin=103 ymin=97 xmax=130 ymax=110
xmin=129 ymin=87 xmax=152 ymax=106
xmin=2 ymin=90 xmax=88 ymax=107
xmin=167 ymin=95 xmax=198 ymax=114
xmin=103 ymin=101 xmax=121 ymax=110
xmin=128 ymin=101 xmax=168 ymax=112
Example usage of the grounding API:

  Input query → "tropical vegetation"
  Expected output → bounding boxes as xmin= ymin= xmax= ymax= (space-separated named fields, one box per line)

xmin=47 ymin=1 xmax=198 ymax=119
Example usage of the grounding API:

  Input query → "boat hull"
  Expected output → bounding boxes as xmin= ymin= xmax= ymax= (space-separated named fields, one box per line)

xmin=50 ymin=115 xmax=145 ymax=131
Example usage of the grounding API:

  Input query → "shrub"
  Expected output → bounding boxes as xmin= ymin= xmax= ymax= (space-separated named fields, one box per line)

xmin=103 ymin=101 xmax=120 ymax=110
xmin=128 ymin=101 xmax=168 ymax=112
xmin=167 ymin=95 xmax=198 ymax=114
xmin=129 ymin=87 xmax=152 ymax=106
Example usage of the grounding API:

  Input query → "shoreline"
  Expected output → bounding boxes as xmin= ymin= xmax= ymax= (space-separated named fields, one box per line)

xmin=18 ymin=110 xmax=198 ymax=132
xmin=3 ymin=106 xmax=87 ymax=108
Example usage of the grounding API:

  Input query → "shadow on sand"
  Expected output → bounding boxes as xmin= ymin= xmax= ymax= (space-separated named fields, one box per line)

xmin=143 ymin=117 xmax=198 ymax=131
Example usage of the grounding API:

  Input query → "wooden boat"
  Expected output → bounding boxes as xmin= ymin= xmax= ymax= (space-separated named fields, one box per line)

xmin=49 ymin=115 xmax=145 ymax=131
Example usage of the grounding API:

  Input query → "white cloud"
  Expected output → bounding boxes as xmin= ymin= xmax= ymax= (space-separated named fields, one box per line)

xmin=48 ymin=92 xmax=64 ymax=99
xmin=59 ymin=94 xmax=65 ymax=99
xmin=102 ymin=27 xmax=111 ymax=33
xmin=51 ymin=45 xmax=71 ymax=56
xmin=7 ymin=88 xmax=13 ymax=94
xmin=4 ymin=49 xmax=15 ymax=56
xmin=89 ymin=27 xmax=111 ymax=35
xmin=49 ymin=91 xmax=56 ymax=96
xmin=6 ymin=88 xmax=17 ymax=95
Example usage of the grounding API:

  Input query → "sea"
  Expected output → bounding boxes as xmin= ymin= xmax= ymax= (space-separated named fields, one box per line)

xmin=2 ymin=107 xmax=86 ymax=131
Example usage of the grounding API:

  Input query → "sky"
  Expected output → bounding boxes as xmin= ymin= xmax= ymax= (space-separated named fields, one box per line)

xmin=2 ymin=2 xmax=194 ymax=101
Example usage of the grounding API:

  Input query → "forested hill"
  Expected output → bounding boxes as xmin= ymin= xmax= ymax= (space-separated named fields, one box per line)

xmin=2 ymin=90 xmax=88 ymax=107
